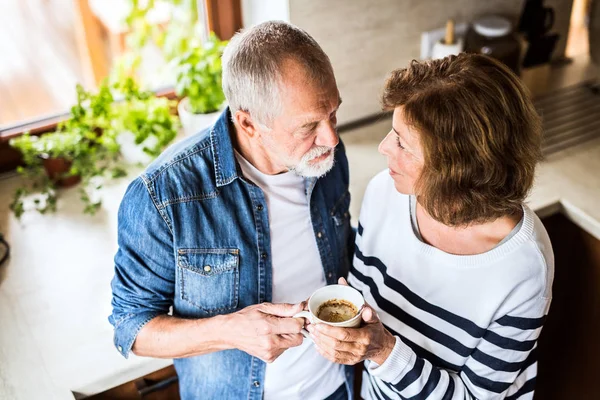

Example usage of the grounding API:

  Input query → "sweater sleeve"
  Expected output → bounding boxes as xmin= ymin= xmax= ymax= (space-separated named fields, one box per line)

xmin=366 ymin=294 xmax=551 ymax=399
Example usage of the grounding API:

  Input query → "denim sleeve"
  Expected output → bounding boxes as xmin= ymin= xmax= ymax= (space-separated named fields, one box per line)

xmin=109 ymin=177 xmax=175 ymax=358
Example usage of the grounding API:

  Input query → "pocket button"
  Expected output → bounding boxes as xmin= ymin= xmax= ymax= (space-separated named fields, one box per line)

xmin=203 ymin=265 xmax=212 ymax=272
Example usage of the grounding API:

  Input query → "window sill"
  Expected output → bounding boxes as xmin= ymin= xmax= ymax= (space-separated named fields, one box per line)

xmin=0 ymin=88 xmax=177 ymax=173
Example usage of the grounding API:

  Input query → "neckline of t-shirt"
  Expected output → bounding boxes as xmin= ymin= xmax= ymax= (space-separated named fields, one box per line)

xmin=402 ymin=193 xmax=534 ymax=267
xmin=409 ymin=195 xmax=524 ymax=250
xmin=234 ymin=149 xmax=304 ymax=187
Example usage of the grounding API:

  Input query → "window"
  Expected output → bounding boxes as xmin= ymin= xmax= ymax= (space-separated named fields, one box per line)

xmin=0 ymin=0 xmax=241 ymax=172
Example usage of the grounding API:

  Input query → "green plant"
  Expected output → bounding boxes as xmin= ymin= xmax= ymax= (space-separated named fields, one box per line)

xmin=111 ymin=0 xmax=204 ymax=85
xmin=112 ymin=78 xmax=179 ymax=157
xmin=9 ymin=127 xmax=121 ymax=218
xmin=10 ymin=133 xmax=65 ymax=218
xmin=173 ymin=33 xmax=227 ymax=114
xmin=126 ymin=0 xmax=201 ymax=59
xmin=9 ymin=78 xmax=178 ymax=219
xmin=111 ymin=1 xmax=227 ymax=116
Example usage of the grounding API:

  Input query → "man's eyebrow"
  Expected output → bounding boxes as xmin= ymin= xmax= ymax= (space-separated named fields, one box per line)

xmin=300 ymin=97 xmax=343 ymax=128
xmin=301 ymin=120 xmax=320 ymax=128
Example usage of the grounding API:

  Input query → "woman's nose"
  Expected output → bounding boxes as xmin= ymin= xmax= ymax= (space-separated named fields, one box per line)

xmin=378 ymin=131 xmax=393 ymax=156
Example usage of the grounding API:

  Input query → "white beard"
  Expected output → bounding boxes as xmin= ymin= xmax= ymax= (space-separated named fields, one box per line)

xmin=291 ymin=146 xmax=336 ymax=178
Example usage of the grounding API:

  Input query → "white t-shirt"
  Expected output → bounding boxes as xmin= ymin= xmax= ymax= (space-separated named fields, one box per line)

xmin=235 ymin=152 xmax=345 ymax=400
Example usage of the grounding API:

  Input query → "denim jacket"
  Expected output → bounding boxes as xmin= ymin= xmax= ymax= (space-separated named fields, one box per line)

xmin=109 ymin=109 xmax=355 ymax=400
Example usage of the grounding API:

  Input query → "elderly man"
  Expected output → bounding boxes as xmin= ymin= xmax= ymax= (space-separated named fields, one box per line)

xmin=109 ymin=21 xmax=354 ymax=400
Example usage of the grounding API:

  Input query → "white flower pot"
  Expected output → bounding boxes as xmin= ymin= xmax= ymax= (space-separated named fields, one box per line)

xmin=117 ymin=131 xmax=157 ymax=166
xmin=177 ymin=97 xmax=222 ymax=136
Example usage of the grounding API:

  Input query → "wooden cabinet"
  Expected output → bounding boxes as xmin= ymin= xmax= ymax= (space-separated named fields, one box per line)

xmin=86 ymin=365 xmax=179 ymax=400
xmin=535 ymin=213 xmax=600 ymax=399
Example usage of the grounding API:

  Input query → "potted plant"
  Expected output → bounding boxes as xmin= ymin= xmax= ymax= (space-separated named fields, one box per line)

xmin=173 ymin=33 xmax=228 ymax=136
xmin=9 ymin=81 xmax=120 ymax=218
xmin=112 ymin=78 xmax=180 ymax=164
xmin=9 ymin=78 xmax=178 ymax=219
xmin=9 ymin=126 xmax=122 ymax=218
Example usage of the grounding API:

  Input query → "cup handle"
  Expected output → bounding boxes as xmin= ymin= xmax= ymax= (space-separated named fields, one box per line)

xmin=293 ymin=311 xmax=314 ymax=338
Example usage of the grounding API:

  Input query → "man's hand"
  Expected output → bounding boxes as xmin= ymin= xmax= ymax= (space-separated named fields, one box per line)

xmin=223 ymin=302 xmax=306 ymax=363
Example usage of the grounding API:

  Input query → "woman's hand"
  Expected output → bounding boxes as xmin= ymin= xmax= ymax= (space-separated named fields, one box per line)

xmin=307 ymin=278 xmax=396 ymax=365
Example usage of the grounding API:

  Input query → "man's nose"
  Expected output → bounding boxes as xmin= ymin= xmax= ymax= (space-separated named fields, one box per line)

xmin=314 ymin=120 xmax=339 ymax=148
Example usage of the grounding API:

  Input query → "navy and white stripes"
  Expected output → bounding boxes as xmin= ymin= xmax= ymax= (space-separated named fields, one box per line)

xmin=350 ymin=171 xmax=553 ymax=400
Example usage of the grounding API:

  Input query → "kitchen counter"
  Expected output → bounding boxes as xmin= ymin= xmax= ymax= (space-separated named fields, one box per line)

xmin=528 ymin=136 xmax=600 ymax=237
xmin=0 ymin=172 xmax=172 ymax=400
xmin=1 ymin=56 xmax=599 ymax=399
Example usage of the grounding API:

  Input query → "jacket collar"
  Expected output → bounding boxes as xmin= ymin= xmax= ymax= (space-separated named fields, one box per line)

xmin=210 ymin=107 xmax=240 ymax=187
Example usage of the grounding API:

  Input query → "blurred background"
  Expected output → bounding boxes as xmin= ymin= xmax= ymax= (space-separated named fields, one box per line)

xmin=0 ymin=1 xmax=599 ymax=399
xmin=0 ymin=0 xmax=593 ymax=128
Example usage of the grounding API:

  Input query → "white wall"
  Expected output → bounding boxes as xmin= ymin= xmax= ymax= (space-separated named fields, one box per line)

xmin=239 ymin=0 xmax=574 ymax=125
xmin=241 ymin=0 xmax=290 ymax=28
xmin=288 ymin=0 xmax=573 ymax=125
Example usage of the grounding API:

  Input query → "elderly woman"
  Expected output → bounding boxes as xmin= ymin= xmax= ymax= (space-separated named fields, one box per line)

xmin=307 ymin=53 xmax=553 ymax=399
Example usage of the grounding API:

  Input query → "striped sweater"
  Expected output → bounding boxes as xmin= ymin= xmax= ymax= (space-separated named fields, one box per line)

xmin=349 ymin=171 xmax=554 ymax=399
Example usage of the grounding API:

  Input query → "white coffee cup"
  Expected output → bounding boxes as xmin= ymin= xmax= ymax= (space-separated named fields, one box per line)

xmin=294 ymin=284 xmax=365 ymax=338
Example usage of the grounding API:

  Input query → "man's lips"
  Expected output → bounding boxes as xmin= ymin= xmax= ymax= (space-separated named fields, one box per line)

xmin=309 ymin=150 xmax=332 ymax=163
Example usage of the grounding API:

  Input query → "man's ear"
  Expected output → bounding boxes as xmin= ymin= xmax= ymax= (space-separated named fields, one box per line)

xmin=234 ymin=110 xmax=259 ymax=139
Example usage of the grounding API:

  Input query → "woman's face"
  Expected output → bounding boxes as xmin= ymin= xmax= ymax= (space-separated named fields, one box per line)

xmin=378 ymin=107 xmax=425 ymax=195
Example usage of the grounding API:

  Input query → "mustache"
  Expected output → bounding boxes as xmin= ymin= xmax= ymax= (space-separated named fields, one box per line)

xmin=303 ymin=146 xmax=334 ymax=161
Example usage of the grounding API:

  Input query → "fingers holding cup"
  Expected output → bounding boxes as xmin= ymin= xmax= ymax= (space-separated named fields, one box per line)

xmin=309 ymin=325 xmax=367 ymax=365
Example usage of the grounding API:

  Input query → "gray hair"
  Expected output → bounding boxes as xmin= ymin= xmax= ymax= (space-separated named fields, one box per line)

xmin=221 ymin=20 xmax=334 ymax=128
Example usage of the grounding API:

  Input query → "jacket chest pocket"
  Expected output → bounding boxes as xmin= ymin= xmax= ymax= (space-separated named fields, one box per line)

xmin=177 ymin=248 xmax=239 ymax=314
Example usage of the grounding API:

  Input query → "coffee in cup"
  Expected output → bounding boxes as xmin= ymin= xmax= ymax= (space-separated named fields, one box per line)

xmin=316 ymin=299 xmax=358 ymax=323
xmin=293 ymin=284 xmax=365 ymax=338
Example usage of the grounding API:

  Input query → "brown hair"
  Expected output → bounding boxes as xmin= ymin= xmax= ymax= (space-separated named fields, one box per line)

xmin=382 ymin=53 xmax=542 ymax=226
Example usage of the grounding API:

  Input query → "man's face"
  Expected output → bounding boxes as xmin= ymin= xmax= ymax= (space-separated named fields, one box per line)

xmin=259 ymin=59 xmax=341 ymax=178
